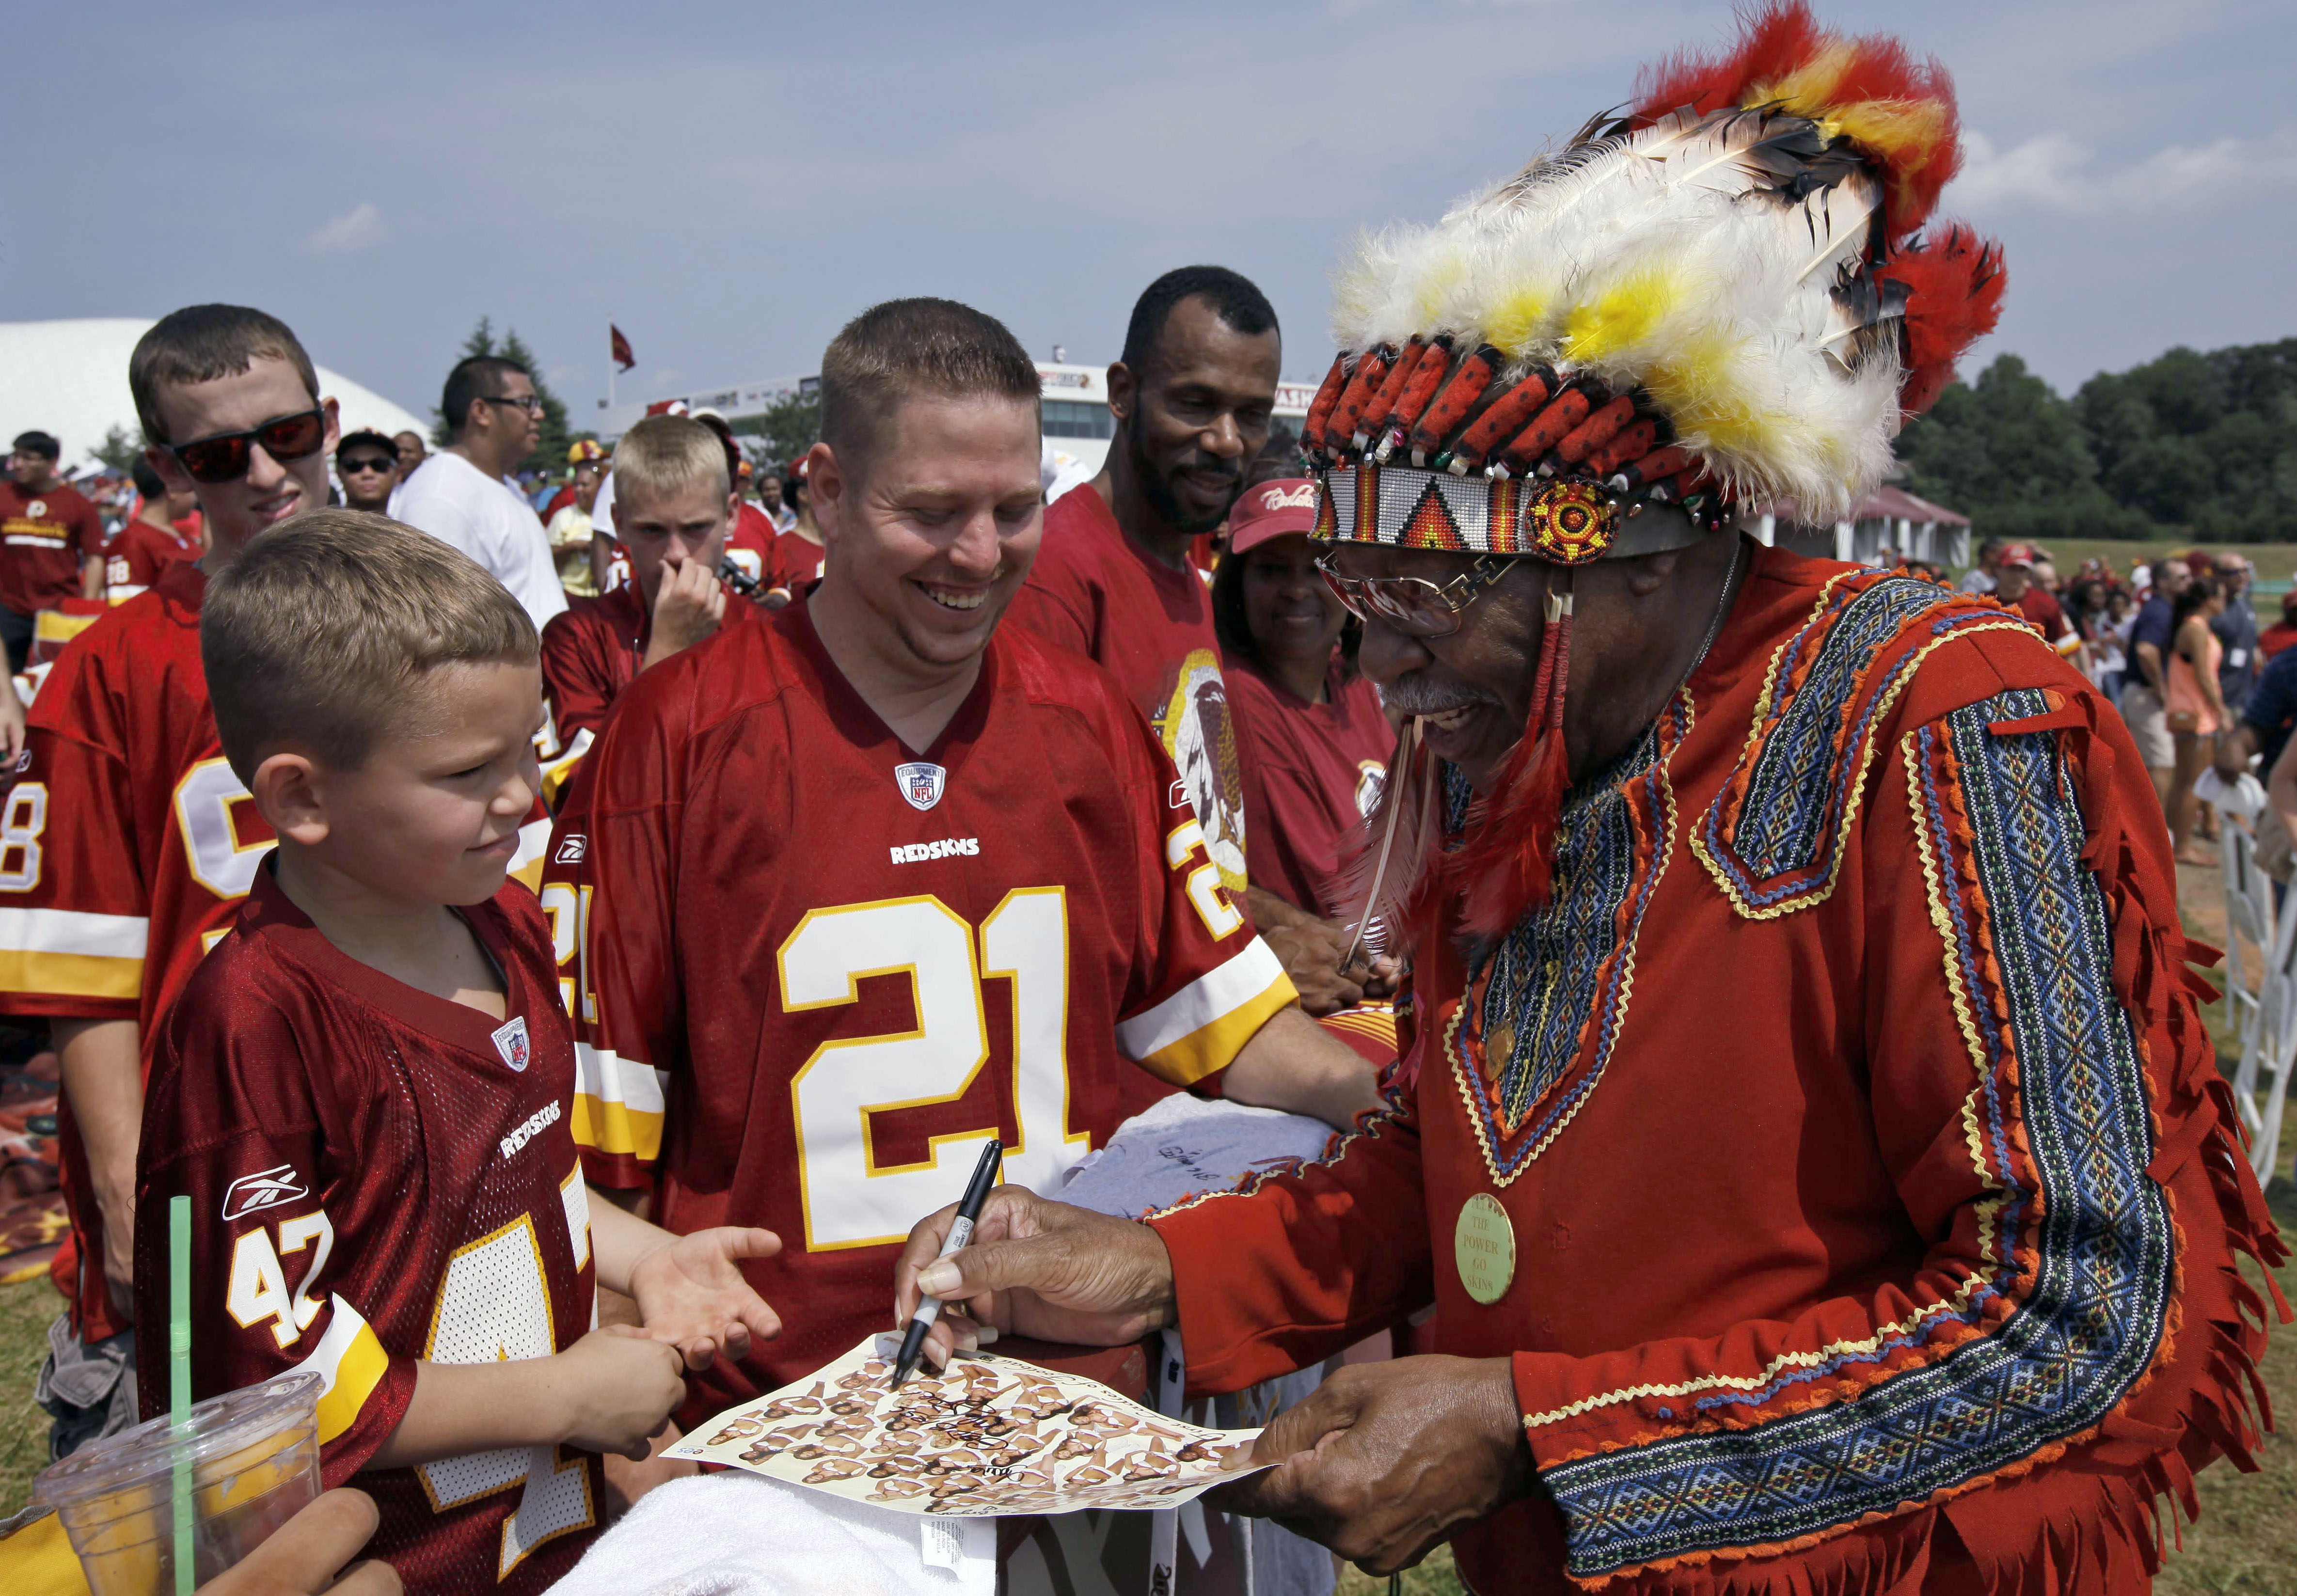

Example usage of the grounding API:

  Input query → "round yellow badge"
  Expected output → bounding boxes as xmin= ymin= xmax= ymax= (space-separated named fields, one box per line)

xmin=1454 ymin=1192 xmax=1516 ymax=1305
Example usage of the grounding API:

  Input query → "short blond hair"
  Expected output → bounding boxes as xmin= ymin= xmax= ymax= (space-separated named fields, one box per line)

xmin=202 ymin=510 xmax=539 ymax=781
xmin=612 ymin=415 xmax=730 ymax=510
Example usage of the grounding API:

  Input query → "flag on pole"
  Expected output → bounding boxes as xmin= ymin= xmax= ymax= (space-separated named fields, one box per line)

xmin=610 ymin=324 xmax=636 ymax=372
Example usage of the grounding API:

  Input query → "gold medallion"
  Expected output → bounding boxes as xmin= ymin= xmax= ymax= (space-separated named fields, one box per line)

xmin=1454 ymin=1192 xmax=1516 ymax=1305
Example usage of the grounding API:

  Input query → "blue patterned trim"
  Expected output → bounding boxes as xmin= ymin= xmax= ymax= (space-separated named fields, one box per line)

xmin=1542 ymin=689 xmax=2173 ymax=1578
xmin=1447 ymin=698 xmax=1681 ymax=1187
xmin=1694 ymin=573 xmax=2019 ymax=919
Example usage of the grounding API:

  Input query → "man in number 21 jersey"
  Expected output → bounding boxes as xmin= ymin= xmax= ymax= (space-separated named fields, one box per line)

xmin=548 ymin=298 xmax=1380 ymax=1410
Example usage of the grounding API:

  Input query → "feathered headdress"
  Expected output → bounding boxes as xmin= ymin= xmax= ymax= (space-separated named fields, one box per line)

xmin=1329 ymin=2 xmax=2005 ymax=957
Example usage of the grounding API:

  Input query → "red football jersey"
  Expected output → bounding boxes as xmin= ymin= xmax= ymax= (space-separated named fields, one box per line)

xmin=1007 ymin=487 xmax=1251 ymax=897
xmin=136 ymin=870 xmax=602 ymax=1595
xmin=766 ymin=526 xmax=825 ymax=597
xmin=1229 ymin=663 xmax=1394 ymax=921
xmin=0 ymin=564 xmax=269 ymax=1339
xmin=0 ymin=562 xmax=554 ymax=1339
xmin=537 ymin=582 xmax=759 ymax=797
xmin=0 ymin=479 xmax=103 ymax=614
xmin=726 ymin=504 xmax=777 ymax=588
xmin=544 ymin=600 xmax=1294 ymax=1404
xmin=103 ymin=517 xmax=204 ymax=602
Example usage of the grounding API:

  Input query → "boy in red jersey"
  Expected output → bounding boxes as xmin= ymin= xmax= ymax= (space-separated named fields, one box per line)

xmin=537 ymin=417 xmax=757 ymax=793
xmin=139 ymin=515 xmax=778 ymax=1595
xmin=549 ymin=299 xmax=1380 ymax=1417
xmin=104 ymin=456 xmax=206 ymax=601
xmin=0 ymin=306 xmax=349 ymax=1455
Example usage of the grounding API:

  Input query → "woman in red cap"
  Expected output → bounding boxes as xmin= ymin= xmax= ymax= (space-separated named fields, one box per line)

xmin=1212 ymin=476 xmax=1399 ymax=1033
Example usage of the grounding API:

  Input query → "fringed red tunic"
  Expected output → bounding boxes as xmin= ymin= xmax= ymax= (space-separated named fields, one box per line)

xmin=1149 ymin=545 xmax=2286 ymax=1592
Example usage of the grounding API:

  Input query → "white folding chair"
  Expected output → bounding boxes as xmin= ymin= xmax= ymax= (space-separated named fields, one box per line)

xmin=2247 ymin=866 xmax=2297 ymax=1183
xmin=2220 ymin=826 xmax=2271 ymax=1137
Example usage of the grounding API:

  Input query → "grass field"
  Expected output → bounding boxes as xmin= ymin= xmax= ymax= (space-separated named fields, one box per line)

xmin=2020 ymin=538 xmax=2297 ymax=589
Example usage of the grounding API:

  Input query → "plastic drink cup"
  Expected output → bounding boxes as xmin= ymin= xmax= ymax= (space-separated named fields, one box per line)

xmin=33 ymin=1372 xmax=325 ymax=1596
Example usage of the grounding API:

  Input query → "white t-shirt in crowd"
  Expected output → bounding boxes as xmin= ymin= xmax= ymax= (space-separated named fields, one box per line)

xmin=393 ymin=450 xmax=567 ymax=629
xmin=590 ymin=469 xmax=616 ymax=540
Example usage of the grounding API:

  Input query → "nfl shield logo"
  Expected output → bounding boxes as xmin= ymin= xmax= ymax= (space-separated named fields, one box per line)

xmin=895 ymin=761 xmax=947 ymax=812
xmin=491 ymin=1016 xmax=532 ymax=1073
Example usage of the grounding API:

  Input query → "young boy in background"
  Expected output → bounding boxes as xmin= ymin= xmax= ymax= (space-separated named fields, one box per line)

xmin=537 ymin=415 xmax=757 ymax=793
xmin=135 ymin=514 xmax=780 ymax=1594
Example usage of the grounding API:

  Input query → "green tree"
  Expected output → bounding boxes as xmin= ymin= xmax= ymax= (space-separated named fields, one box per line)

xmin=1898 ymin=354 xmax=2139 ymax=542
xmin=751 ymin=390 xmax=822 ymax=468
xmin=91 ymin=425 xmax=143 ymax=474
xmin=430 ymin=316 xmax=575 ymax=474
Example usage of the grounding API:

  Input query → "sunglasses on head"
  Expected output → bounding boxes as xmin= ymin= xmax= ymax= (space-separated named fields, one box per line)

xmin=169 ymin=409 xmax=328 ymax=484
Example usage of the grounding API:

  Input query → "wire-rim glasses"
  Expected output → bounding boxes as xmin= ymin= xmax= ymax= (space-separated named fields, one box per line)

xmin=1315 ymin=551 xmax=1522 ymax=638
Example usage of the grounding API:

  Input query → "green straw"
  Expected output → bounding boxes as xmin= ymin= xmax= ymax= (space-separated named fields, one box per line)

xmin=170 ymin=1194 xmax=193 ymax=1596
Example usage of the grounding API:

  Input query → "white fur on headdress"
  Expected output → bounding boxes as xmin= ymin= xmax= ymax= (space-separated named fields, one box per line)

xmin=1330 ymin=107 xmax=1904 ymax=521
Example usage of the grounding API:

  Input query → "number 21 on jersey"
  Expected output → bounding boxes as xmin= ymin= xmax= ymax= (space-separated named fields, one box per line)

xmin=782 ymin=889 xmax=1084 ymax=1250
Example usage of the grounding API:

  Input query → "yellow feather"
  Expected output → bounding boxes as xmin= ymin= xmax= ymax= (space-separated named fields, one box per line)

xmin=1484 ymin=285 xmax=1553 ymax=358
xmin=1563 ymin=267 xmax=1680 ymax=364
xmin=1828 ymin=100 xmax=1951 ymax=173
xmin=1414 ymin=255 xmax=1468 ymax=328
xmin=1645 ymin=329 xmax=1774 ymax=459
xmin=1750 ymin=41 xmax=1854 ymax=125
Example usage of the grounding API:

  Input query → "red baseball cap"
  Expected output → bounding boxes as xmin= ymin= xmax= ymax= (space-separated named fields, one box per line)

xmin=1227 ymin=478 xmax=1321 ymax=555
xmin=1998 ymin=543 xmax=2038 ymax=570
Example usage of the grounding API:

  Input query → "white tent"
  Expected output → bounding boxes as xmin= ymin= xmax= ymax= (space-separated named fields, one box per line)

xmin=0 ymin=317 xmax=427 ymax=470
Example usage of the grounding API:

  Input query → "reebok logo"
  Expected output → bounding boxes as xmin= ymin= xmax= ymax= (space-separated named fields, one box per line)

xmin=890 ymin=838 xmax=980 ymax=865
xmin=222 ymin=1165 xmax=309 ymax=1222
xmin=499 ymin=1099 xmax=561 ymax=1162
xmin=554 ymin=835 xmax=586 ymax=864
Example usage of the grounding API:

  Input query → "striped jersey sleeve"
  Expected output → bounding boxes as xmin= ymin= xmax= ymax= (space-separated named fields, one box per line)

xmin=0 ymin=704 xmax=148 ymax=1019
xmin=1111 ymin=711 xmax=1295 ymax=1087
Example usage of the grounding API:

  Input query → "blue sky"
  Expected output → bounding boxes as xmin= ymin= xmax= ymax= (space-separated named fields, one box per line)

xmin=10 ymin=0 xmax=2291 ymax=421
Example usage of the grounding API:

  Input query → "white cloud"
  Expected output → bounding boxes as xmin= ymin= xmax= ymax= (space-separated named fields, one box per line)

xmin=303 ymin=201 xmax=390 ymax=255
xmin=1954 ymin=125 xmax=2297 ymax=214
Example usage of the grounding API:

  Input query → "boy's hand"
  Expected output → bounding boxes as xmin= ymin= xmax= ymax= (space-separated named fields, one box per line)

xmin=643 ymin=557 xmax=727 ymax=666
xmin=627 ymin=1226 xmax=782 ymax=1371
xmin=553 ymin=1326 xmax=687 ymax=1461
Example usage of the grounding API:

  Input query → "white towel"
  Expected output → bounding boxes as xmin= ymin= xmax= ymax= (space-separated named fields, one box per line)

xmin=548 ymin=1473 xmax=994 ymax=1596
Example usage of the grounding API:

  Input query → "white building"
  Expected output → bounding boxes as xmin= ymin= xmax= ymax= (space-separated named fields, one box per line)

xmin=597 ymin=363 xmax=1321 ymax=479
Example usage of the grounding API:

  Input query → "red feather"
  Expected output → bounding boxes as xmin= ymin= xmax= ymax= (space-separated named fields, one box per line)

xmin=1630 ymin=1 xmax=1963 ymax=236
xmin=1880 ymin=224 xmax=2006 ymax=415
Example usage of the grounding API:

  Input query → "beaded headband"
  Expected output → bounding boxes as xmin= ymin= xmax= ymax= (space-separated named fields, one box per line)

xmin=1302 ymin=344 xmax=1723 ymax=563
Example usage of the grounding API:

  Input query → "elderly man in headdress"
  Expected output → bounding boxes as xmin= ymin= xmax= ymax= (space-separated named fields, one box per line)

xmin=897 ymin=6 xmax=2286 ymax=1592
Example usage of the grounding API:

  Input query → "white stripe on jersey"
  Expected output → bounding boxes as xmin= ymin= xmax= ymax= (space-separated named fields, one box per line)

xmin=573 ymin=1041 xmax=667 ymax=1117
xmin=0 ymin=905 xmax=149 ymax=958
xmin=1115 ymin=934 xmax=1287 ymax=1063
xmin=512 ymin=817 xmax=553 ymax=876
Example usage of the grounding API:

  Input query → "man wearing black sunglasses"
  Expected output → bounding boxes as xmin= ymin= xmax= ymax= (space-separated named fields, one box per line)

xmin=393 ymin=354 xmax=566 ymax=631
xmin=333 ymin=430 xmax=399 ymax=515
xmin=0 ymin=303 xmax=338 ymax=1457
xmin=0 ymin=429 xmax=108 ymax=670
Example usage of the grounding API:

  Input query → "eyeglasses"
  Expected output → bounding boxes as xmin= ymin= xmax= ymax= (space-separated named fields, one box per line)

xmin=1315 ymin=551 xmax=1523 ymax=638
xmin=481 ymin=394 xmax=544 ymax=415
xmin=168 ymin=409 xmax=329 ymax=484
xmin=338 ymin=454 xmax=395 ymax=474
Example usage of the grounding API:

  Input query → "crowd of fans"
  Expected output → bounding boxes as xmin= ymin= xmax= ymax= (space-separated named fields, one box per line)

xmin=0 ymin=284 xmax=2289 ymax=1593
xmin=1901 ymin=534 xmax=2295 ymax=869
